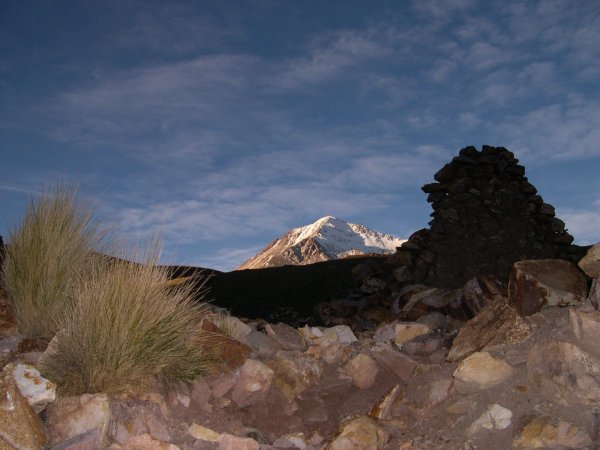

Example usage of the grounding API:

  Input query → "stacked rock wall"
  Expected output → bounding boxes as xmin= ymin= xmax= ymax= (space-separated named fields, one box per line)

xmin=398 ymin=145 xmax=587 ymax=289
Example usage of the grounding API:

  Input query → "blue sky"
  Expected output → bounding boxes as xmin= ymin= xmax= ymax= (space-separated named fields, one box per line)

xmin=1 ymin=0 xmax=599 ymax=271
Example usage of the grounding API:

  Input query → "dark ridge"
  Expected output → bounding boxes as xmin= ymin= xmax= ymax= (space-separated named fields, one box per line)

xmin=167 ymin=256 xmax=389 ymax=324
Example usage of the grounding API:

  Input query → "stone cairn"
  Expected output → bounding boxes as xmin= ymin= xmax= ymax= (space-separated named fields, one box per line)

xmin=395 ymin=145 xmax=586 ymax=290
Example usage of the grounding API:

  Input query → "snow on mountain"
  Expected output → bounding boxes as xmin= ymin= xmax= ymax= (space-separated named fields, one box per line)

xmin=237 ymin=216 xmax=405 ymax=270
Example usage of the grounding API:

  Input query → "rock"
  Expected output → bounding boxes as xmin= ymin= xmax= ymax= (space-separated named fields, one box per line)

xmin=569 ymin=308 xmax=600 ymax=355
xmin=370 ymin=343 xmax=417 ymax=381
xmin=46 ymin=394 xmax=110 ymax=447
xmin=109 ymin=400 xmax=171 ymax=444
xmin=267 ymin=353 xmax=324 ymax=401
xmin=512 ymin=416 xmax=592 ymax=449
xmin=508 ymin=259 xmax=588 ymax=316
xmin=394 ymin=322 xmax=431 ymax=346
xmin=218 ymin=433 xmax=259 ymax=450
xmin=188 ymin=424 xmax=221 ymax=442
xmin=453 ymin=351 xmax=516 ymax=394
xmin=242 ymin=331 xmax=283 ymax=357
xmin=447 ymin=299 xmax=531 ymax=362
xmin=326 ymin=415 xmax=389 ymax=450
xmin=359 ymin=278 xmax=386 ymax=294
xmin=343 ymin=353 xmax=379 ymax=390
xmin=401 ymin=332 xmax=444 ymax=356
xmin=369 ymin=384 xmax=401 ymax=420
xmin=466 ymin=404 xmax=512 ymax=436
xmin=121 ymin=433 xmax=180 ymax=450
xmin=578 ymin=243 xmax=600 ymax=278
xmin=0 ymin=335 xmax=26 ymax=367
xmin=201 ymin=320 xmax=251 ymax=370
xmin=0 ymin=373 xmax=46 ymax=450
xmin=48 ymin=429 xmax=102 ymax=450
xmin=373 ymin=322 xmax=397 ymax=343
xmin=209 ymin=371 xmax=237 ymax=400
xmin=271 ymin=432 xmax=309 ymax=449
xmin=231 ymin=359 xmax=274 ymax=408
xmin=590 ymin=278 xmax=600 ymax=310
xmin=527 ymin=341 xmax=600 ymax=405
xmin=428 ymin=378 xmax=454 ymax=406
xmin=322 ymin=325 xmax=357 ymax=345
xmin=3 ymin=363 xmax=56 ymax=413
xmin=265 ymin=323 xmax=307 ymax=351
xmin=461 ymin=275 xmax=506 ymax=316
xmin=393 ymin=266 xmax=412 ymax=283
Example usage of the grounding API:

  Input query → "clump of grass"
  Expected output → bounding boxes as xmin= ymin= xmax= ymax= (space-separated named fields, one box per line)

xmin=42 ymin=240 xmax=218 ymax=395
xmin=1 ymin=185 xmax=103 ymax=338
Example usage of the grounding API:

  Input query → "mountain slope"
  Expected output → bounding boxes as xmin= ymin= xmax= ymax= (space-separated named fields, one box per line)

xmin=238 ymin=216 xmax=405 ymax=270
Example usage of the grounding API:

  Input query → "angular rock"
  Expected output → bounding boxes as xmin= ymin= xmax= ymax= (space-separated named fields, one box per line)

xmin=453 ymin=351 xmax=516 ymax=394
xmin=267 ymin=353 xmax=324 ymax=401
xmin=343 ymin=353 xmax=379 ymax=390
xmin=188 ymin=424 xmax=221 ymax=442
xmin=569 ymin=308 xmax=600 ymax=356
xmin=369 ymin=384 xmax=401 ymax=420
xmin=201 ymin=320 xmax=251 ymax=370
xmin=512 ymin=416 xmax=592 ymax=449
xmin=447 ymin=299 xmax=531 ymax=362
xmin=370 ymin=343 xmax=417 ymax=381
xmin=265 ymin=322 xmax=307 ymax=351
xmin=122 ymin=433 xmax=180 ymax=450
xmin=326 ymin=415 xmax=389 ymax=450
xmin=231 ymin=359 xmax=274 ymax=408
xmin=218 ymin=433 xmax=259 ymax=450
xmin=0 ymin=335 xmax=26 ymax=367
xmin=4 ymin=363 xmax=56 ymax=413
xmin=466 ymin=404 xmax=512 ymax=436
xmin=242 ymin=331 xmax=283 ymax=357
xmin=527 ymin=341 xmax=600 ymax=405
xmin=322 ymin=325 xmax=357 ymax=345
xmin=48 ymin=429 xmax=101 ymax=450
xmin=0 ymin=373 xmax=46 ymax=450
xmin=394 ymin=322 xmax=431 ymax=346
xmin=402 ymin=332 xmax=444 ymax=356
xmin=46 ymin=393 xmax=110 ymax=447
xmin=578 ymin=243 xmax=600 ymax=278
xmin=461 ymin=275 xmax=506 ymax=316
xmin=508 ymin=259 xmax=588 ymax=316
xmin=272 ymin=432 xmax=310 ymax=449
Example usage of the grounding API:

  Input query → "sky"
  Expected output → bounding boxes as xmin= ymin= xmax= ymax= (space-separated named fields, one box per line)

xmin=1 ymin=0 xmax=599 ymax=271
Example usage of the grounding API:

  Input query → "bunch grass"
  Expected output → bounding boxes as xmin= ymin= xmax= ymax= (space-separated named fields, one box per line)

xmin=1 ymin=185 xmax=104 ymax=338
xmin=42 ymin=240 xmax=218 ymax=395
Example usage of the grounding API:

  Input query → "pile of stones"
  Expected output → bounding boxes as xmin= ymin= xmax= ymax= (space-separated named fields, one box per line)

xmin=396 ymin=145 xmax=587 ymax=289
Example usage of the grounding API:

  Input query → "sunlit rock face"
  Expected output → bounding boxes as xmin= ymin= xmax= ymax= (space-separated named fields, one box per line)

xmin=396 ymin=145 xmax=588 ymax=289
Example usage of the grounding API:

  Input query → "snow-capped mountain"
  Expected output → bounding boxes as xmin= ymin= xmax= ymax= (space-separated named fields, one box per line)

xmin=237 ymin=216 xmax=406 ymax=270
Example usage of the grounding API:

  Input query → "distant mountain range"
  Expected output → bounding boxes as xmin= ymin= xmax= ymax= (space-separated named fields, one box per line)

xmin=238 ymin=216 xmax=405 ymax=270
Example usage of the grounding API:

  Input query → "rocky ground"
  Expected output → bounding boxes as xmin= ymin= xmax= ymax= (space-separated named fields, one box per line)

xmin=2 ymin=243 xmax=600 ymax=450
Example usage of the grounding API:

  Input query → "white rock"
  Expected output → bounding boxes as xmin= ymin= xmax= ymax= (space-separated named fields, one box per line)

xmin=5 ymin=363 xmax=56 ymax=413
xmin=466 ymin=404 xmax=512 ymax=436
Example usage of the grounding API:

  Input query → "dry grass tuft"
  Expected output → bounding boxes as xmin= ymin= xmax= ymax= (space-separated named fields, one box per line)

xmin=42 ymin=241 xmax=218 ymax=395
xmin=1 ymin=185 xmax=103 ymax=338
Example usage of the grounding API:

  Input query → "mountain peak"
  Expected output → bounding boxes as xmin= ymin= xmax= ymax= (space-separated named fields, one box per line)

xmin=238 ymin=217 xmax=405 ymax=270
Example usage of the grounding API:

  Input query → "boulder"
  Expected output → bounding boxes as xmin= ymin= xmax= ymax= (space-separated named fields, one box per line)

xmin=0 ymin=373 xmax=46 ymax=450
xmin=527 ymin=341 xmax=600 ymax=405
xmin=512 ymin=416 xmax=592 ymax=449
xmin=342 ymin=353 xmax=379 ymax=390
xmin=3 ymin=363 xmax=56 ymax=413
xmin=447 ymin=299 xmax=530 ymax=362
xmin=231 ymin=359 xmax=274 ymax=408
xmin=267 ymin=353 xmax=324 ymax=401
xmin=453 ymin=351 xmax=516 ymax=394
xmin=466 ymin=404 xmax=512 ymax=436
xmin=369 ymin=342 xmax=417 ymax=381
xmin=326 ymin=415 xmax=389 ymax=450
xmin=509 ymin=259 xmax=588 ymax=316
xmin=218 ymin=433 xmax=259 ymax=450
xmin=46 ymin=393 xmax=110 ymax=447
xmin=394 ymin=322 xmax=431 ymax=346
xmin=578 ymin=243 xmax=600 ymax=278
xmin=265 ymin=322 xmax=307 ymax=351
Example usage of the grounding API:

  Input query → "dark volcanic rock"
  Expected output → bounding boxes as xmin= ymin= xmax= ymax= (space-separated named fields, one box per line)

xmin=394 ymin=145 xmax=588 ymax=290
